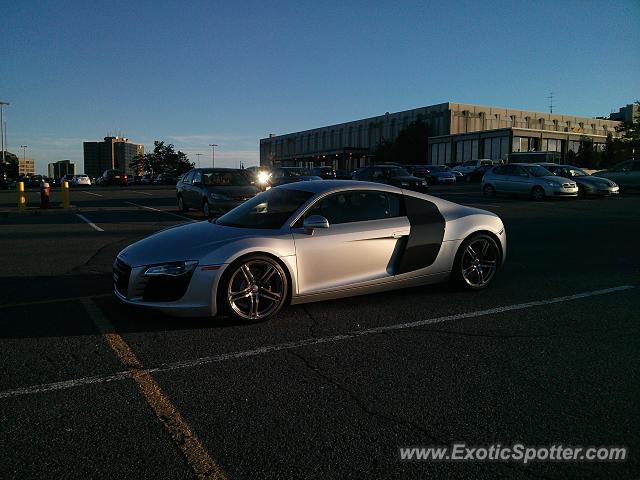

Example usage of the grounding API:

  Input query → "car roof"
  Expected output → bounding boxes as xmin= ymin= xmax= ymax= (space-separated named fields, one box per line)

xmin=278 ymin=179 xmax=404 ymax=195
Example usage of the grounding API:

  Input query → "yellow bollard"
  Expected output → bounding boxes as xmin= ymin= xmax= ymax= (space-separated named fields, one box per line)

xmin=62 ymin=180 xmax=70 ymax=209
xmin=17 ymin=181 xmax=26 ymax=211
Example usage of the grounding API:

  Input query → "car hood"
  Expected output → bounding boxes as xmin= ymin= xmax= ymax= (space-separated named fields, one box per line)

xmin=389 ymin=175 xmax=423 ymax=182
xmin=540 ymin=175 xmax=574 ymax=183
xmin=430 ymin=171 xmax=455 ymax=177
xmin=117 ymin=221 xmax=272 ymax=267
xmin=574 ymin=176 xmax=616 ymax=186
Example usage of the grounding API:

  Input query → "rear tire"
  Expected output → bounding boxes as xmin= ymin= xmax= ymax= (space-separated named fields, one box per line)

xmin=531 ymin=186 xmax=545 ymax=201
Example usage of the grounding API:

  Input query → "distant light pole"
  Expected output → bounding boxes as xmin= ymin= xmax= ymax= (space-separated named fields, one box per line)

xmin=0 ymin=101 xmax=9 ymax=164
xmin=209 ymin=144 xmax=218 ymax=168
xmin=20 ymin=145 xmax=28 ymax=175
xmin=195 ymin=153 xmax=203 ymax=167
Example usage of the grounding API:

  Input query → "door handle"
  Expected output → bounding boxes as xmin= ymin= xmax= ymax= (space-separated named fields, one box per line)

xmin=392 ymin=231 xmax=409 ymax=239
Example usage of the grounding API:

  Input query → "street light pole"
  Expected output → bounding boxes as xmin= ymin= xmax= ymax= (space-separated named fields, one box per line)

xmin=209 ymin=144 xmax=218 ymax=168
xmin=20 ymin=145 xmax=27 ymax=175
xmin=0 ymin=101 xmax=9 ymax=165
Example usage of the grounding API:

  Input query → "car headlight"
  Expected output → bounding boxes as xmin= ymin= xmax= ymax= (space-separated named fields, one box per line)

xmin=144 ymin=261 xmax=198 ymax=277
xmin=257 ymin=172 xmax=271 ymax=184
xmin=421 ymin=180 xmax=428 ymax=186
xmin=610 ymin=181 xmax=618 ymax=187
xmin=209 ymin=192 xmax=231 ymax=201
xmin=546 ymin=181 xmax=562 ymax=187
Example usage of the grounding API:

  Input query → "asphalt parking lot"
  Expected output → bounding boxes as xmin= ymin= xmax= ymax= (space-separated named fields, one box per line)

xmin=0 ymin=183 xmax=638 ymax=479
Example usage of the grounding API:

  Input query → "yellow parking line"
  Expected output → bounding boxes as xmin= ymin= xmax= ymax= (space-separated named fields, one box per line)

xmin=81 ymin=299 xmax=228 ymax=480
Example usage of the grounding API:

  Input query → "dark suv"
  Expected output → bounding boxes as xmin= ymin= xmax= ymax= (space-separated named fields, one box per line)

xmin=177 ymin=168 xmax=260 ymax=217
xmin=102 ymin=169 xmax=128 ymax=186
xmin=352 ymin=165 xmax=428 ymax=192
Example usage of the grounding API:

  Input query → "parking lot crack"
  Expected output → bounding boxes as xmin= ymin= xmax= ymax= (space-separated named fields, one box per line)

xmin=287 ymin=350 xmax=441 ymax=443
xmin=301 ymin=306 xmax=321 ymax=338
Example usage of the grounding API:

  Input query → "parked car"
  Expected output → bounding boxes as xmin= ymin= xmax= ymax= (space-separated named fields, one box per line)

xmin=268 ymin=167 xmax=321 ymax=187
xmin=539 ymin=163 xmax=619 ymax=197
xmin=129 ymin=175 xmax=143 ymax=185
xmin=154 ymin=173 xmax=178 ymax=185
xmin=592 ymin=160 xmax=640 ymax=191
xmin=404 ymin=165 xmax=431 ymax=179
xmin=481 ymin=163 xmax=577 ymax=200
xmin=177 ymin=168 xmax=260 ymax=217
xmin=453 ymin=159 xmax=496 ymax=176
xmin=463 ymin=164 xmax=494 ymax=183
xmin=335 ymin=170 xmax=353 ymax=180
xmin=140 ymin=174 xmax=155 ymax=185
xmin=423 ymin=165 xmax=457 ymax=184
xmin=115 ymin=180 xmax=506 ymax=321
xmin=310 ymin=166 xmax=337 ymax=179
xmin=352 ymin=165 xmax=428 ymax=192
xmin=72 ymin=174 xmax=92 ymax=186
xmin=102 ymin=169 xmax=128 ymax=186
xmin=60 ymin=174 xmax=75 ymax=187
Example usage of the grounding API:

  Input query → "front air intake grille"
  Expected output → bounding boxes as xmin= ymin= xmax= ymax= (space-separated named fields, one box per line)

xmin=142 ymin=273 xmax=193 ymax=302
xmin=113 ymin=258 xmax=132 ymax=298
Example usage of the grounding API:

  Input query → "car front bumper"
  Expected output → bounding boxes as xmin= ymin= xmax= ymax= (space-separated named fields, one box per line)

xmin=113 ymin=260 xmax=227 ymax=317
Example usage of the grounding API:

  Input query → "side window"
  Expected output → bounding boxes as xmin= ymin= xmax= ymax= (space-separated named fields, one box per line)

xmin=192 ymin=171 xmax=202 ymax=184
xmin=492 ymin=165 xmax=507 ymax=175
xmin=182 ymin=171 xmax=193 ymax=184
xmin=507 ymin=165 xmax=526 ymax=176
xmin=304 ymin=191 xmax=401 ymax=225
xmin=372 ymin=168 xmax=385 ymax=179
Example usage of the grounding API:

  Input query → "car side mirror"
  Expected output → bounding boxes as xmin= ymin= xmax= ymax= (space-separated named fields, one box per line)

xmin=303 ymin=215 xmax=329 ymax=234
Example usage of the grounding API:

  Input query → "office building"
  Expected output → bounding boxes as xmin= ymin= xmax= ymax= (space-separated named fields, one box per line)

xmin=83 ymin=136 xmax=144 ymax=178
xmin=19 ymin=157 xmax=35 ymax=176
xmin=260 ymin=102 xmax=623 ymax=171
xmin=48 ymin=159 xmax=76 ymax=179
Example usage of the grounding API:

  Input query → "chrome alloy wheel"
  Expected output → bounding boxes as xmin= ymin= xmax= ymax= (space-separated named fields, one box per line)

xmin=226 ymin=259 xmax=286 ymax=321
xmin=460 ymin=237 xmax=499 ymax=288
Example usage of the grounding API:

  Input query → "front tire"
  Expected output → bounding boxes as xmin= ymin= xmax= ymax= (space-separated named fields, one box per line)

xmin=219 ymin=254 xmax=289 ymax=322
xmin=483 ymin=184 xmax=496 ymax=198
xmin=451 ymin=233 xmax=500 ymax=290
xmin=531 ymin=186 xmax=545 ymax=201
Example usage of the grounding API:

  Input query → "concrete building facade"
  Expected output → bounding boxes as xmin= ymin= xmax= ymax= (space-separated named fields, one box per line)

xmin=83 ymin=136 xmax=144 ymax=178
xmin=48 ymin=159 xmax=76 ymax=179
xmin=18 ymin=157 xmax=35 ymax=176
xmin=260 ymin=102 xmax=623 ymax=171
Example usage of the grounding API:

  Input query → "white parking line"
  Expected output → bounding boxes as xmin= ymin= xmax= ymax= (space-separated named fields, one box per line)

xmin=75 ymin=213 xmax=104 ymax=232
xmin=124 ymin=201 xmax=196 ymax=222
xmin=81 ymin=191 xmax=103 ymax=197
xmin=0 ymin=284 xmax=632 ymax=400
xmin=129 ymin=190 xmax=153 ymax=196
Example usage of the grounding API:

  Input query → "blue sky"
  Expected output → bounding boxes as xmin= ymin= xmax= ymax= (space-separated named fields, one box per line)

xmin=2 ymin=0 xmax=638 ymax=174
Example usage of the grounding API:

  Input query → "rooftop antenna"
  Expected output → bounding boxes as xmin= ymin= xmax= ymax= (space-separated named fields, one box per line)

xmin=546 ymin=92 xmax=554 ymax=114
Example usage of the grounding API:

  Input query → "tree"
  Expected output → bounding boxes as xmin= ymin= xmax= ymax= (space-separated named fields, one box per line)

xmin=614 ymin=101 xmax=640 ymax=159
xmin=372 ymin=119 xmax=430 ymax=164
xmin=129 ymin=141 xmax=194 ymax=175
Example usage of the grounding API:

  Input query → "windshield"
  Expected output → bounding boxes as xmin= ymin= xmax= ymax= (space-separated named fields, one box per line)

xmin=523 ymin=165 xmax=553 ymax=177
xmin=383 ymin=167 xmax=410 ymax=176
xmin=426 ymin=166 xmax=447 ymax=172
xmin=215 ymin=188 xmax=315 ymax=229
xmin=563 ymin=167 xmax=587 ymax=177
xmin=203 ymin=171 xmax=250 ymax=186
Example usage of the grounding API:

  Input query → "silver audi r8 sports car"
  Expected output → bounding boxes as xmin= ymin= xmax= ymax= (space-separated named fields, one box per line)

xmin=114 ymin=180 xmax=506 ymax=322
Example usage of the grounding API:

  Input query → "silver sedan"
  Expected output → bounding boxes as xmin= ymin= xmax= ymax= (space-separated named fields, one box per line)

xmin=113 ymin=181 xmax=507 ymax=322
